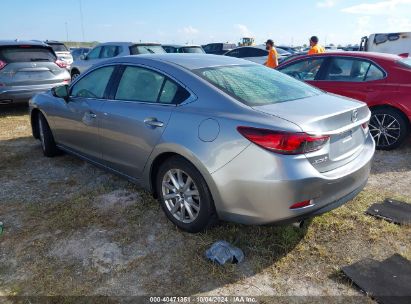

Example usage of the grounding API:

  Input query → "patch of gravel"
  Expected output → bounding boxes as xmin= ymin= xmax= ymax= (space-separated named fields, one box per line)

xmin=95 ymin=190 xmax=141 ymax=212
xmin=49 ymin=228 xmax=147 ymax=274
xmin=368 ymin=145 xmax=411 ymax=198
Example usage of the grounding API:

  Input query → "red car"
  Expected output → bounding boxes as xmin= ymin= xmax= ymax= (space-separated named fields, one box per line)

xmin=277 ymin=52 xmax=411 ymax=150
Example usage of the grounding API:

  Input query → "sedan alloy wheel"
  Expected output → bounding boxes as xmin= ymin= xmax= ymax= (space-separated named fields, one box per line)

xmin=162 ymin=169 xmax=201 ymax=224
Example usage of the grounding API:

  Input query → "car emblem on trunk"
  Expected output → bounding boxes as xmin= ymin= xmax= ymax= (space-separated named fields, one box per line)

xmin=31 ymin=63 xmax=37 ymax=67
xmin=351 ymin=109 xmax=359 ymax=122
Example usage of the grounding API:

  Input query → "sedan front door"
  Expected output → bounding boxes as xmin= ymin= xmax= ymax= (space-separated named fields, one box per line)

xmin=51 ymin=65 xmax=115 ymax=161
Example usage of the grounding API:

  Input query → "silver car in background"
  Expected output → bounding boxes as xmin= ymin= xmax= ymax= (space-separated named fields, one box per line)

xmin=29 ymin=54 xmax=375 ymax=233
xmin=0 ymin=40 xmax=70 ymax=105
xmin=70 ymin=42 xmax=166 ymax=80
xmin=45 ymin=40 xmax=74 ymax=66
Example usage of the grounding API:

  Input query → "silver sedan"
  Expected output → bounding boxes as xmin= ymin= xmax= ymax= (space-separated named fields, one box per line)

xmin=29 ymin=54 xmax=375 ymax=233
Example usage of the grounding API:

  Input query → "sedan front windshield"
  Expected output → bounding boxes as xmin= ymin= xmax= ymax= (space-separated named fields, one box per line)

xmin=194 ymin=64 xmax=322 ymax=106
xmin=181 ymin=47 xmax=205 ymax=54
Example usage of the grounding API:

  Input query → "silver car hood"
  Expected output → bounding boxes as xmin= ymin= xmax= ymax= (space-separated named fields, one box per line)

xmin=252 ymin=93 xmax=370 ymax=135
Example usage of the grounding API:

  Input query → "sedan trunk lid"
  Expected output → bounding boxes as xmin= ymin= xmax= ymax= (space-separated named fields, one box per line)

xmin=253 ymin=93 xmax=371 ymax=172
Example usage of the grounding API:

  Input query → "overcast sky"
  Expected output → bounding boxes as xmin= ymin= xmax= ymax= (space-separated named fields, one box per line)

xmin=1 ymin=0 xmax=411 ymax=46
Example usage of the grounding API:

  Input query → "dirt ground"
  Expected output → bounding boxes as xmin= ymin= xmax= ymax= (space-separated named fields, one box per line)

xmin=0 ymin=105 xmax=410 ymax=302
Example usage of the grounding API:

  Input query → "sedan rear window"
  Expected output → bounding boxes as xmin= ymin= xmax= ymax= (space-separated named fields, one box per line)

xmin=180 ymin=47 xmax=205 ymax=54
xmin=130 ymin=45 xmax=166 ymax=55
xmin=0 ymin=46 xmax=56 ymax=63
xmin=398 ymin=58 xmax=411 ymax=69
xmin=49 ymin=43 xmax=69 ymax=52
xmin=194 ymin=64 xmax=322 ymax=106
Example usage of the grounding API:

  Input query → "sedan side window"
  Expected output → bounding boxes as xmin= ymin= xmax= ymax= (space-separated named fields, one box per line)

xmin=226 ymin=49 xmax=240 ymax=57
xmin=279 ymin=58 xmax=325 ymax=81
xmin=324 ymin=58 xmax=371 ymax=82
xmin=159 ymin=80 xmax=178 ymax=103
xmin=365 ymin=64 xmax=385 ymax=81
xmin=115 ymin=67 xmax=165 ymax=102
xmin=70 ymin=66 xmax=114 ymax=99
xmin=115 ymin=66 xmax=189 ymax=104
xmin=245 ymin=48 xmax=267 ymax=57
xmin=86 ymin=47 xmax=101 ymax=60
xmin=101 ymin=45 xmax=121 ymax=58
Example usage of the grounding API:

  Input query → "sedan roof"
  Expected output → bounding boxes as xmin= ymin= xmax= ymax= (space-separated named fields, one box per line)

xmin=0 ymin=40 xmax=49 ymax=47
xmin=109 ymin=53 xmax=253 ymax=70
xmin=281 ymin=51 xmax=403 ymax=66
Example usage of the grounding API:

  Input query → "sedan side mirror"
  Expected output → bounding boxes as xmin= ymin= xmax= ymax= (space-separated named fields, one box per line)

xmin=52 ymin=85 xmax=69 ymax=101
xmin=80 ymin=54 xmax=86 ymax=60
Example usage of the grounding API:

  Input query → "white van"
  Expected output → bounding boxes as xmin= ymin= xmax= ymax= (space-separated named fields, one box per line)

xmin=360 ymin=32 xmax=411 ymax=56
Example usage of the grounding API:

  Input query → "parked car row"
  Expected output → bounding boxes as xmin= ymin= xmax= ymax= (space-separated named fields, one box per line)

xmin=224 ymin=45 xmax=293 ymax=64
xmin=69 ymin=42 xmax=166 ymax=80
xmin=2 ymin=39 xmax=410 ymax=151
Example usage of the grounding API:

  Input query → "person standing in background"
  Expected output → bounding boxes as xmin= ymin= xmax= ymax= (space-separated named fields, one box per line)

xmin=308 ymin=36 xmax=326 ymax=55
xmin=264 ymin=39 xmax=278 ymax=69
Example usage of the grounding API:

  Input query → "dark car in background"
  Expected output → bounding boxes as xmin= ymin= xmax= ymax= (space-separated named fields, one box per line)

xmin=277 ymin=52 xmax=411 ymax=150
xmin=224 ymin=45 xmax=292 ymax=65
xmin=202 ymin=43 xmax=236 ymax=55
xmin=70 ymin=47 xmax=91 ymax=61
xmin=277 ymin=46 xmax=300 ymax=54
xmin=0 ymin=40 xmax=70 ymax=105
xmin=163 ymin=45 xmax=205 ymax=54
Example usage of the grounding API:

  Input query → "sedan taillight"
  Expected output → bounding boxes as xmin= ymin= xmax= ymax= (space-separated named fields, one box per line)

xmin=237 ymin=126 xmax=329 ymax=155
xmin=55 ymin=59 xmax=68 ymax=69
xmin=0 ymin=60 xmax=7 ymax=70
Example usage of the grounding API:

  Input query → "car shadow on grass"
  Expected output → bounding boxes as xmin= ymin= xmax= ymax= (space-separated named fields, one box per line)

xmin=0 ymin=104 xmax=29 ymax=117
xmin=371 ymin=141 xmax=411 ymax=175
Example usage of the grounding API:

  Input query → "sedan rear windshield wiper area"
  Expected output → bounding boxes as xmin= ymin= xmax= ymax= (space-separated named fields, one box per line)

xmin=143 ymin=47 xmax=155 ymax=54
xmin=30 ymin=58 xmax=51 ymax=62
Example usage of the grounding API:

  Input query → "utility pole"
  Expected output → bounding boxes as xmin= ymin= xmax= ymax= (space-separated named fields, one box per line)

xmin=79 ymin=0 xmax=86 ymax=42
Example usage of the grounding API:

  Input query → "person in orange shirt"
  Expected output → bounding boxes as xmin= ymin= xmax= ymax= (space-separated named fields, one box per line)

xmin=308 ymin=36 xmax=325 ymax=55
xmin=264 ymin=39 xmax=278 ymax=68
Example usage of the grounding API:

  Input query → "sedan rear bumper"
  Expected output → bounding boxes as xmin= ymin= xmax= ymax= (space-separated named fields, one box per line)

xmin=0 ymin=83 xmax=67 ymax=104
xmin=210 ymin=134 xmax=375 ymax=225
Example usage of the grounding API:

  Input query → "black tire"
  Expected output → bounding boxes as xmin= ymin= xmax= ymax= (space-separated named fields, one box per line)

xmin=38 ymin=113 xmax=60 ymax=157
xmin=370 ymin=108 xmax=409 ymax=150
xmin=156 ymin=156 xmax=218 ymax=233
xmin=71 ymin=70 xmax=80 ymax=82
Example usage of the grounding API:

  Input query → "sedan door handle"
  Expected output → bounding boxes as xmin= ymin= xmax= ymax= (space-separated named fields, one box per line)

xmin=144 ymin=118 xmax=164 ymax=128
xmin=88 ymin=112 xmax=97 ymax=119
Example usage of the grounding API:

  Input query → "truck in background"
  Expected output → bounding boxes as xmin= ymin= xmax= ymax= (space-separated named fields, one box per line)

xmin=360 ymin=32 xmax=411 ymax=57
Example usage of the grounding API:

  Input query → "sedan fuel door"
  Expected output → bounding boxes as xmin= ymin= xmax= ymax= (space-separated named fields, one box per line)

xmin=100 ymin=65 xmax=190 ymax=180
xmin=51 ymin=65 xmax=116 ymax=161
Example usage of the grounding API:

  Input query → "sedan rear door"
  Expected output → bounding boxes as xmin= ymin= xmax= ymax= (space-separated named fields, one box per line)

xmin=314 ymin=57 xmax=387 ymax=102
xmin=100 ymin=65 xmax=189 ymax=179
